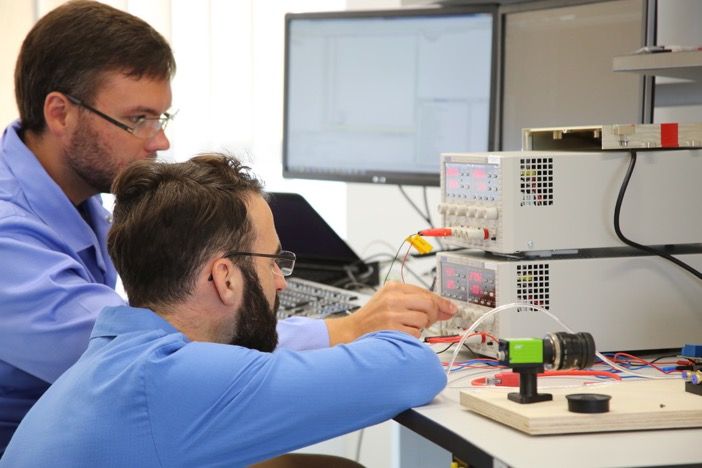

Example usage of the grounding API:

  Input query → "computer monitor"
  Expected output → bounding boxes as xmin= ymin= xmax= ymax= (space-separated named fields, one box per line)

xmin=283 ymin=6 xmax=497 ymax=187
xmin=499 ymin=0 xmax=655 ymax=150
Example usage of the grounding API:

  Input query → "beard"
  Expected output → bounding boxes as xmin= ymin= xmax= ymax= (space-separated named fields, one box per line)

xmin=229 ymin=264 xmax=279 ymax=352
xmin=64 ymin=117 xmax=123 ymax=194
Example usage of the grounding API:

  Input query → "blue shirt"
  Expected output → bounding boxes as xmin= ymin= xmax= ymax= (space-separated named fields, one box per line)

xmin=1 ymin=306 xmax=445 ymax=467
xmin=0 ymin=121 xmax=328 ymax=454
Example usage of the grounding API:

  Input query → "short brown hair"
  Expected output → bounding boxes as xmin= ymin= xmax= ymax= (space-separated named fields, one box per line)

xmin=15 ymin=0 xmax=176 ymax=132
xmin=108 ymin=154 xmax=265 ymax=308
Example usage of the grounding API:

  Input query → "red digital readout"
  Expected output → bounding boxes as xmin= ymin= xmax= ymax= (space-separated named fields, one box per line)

xmin=447 ymin=279 xmax=457 ymax=290
xmin=447 ymin=178 xmax=459 ymax=190
xmin=446 ymin=166 xmax=460 ymax=177
xmin=445 ymin=267 xmax=456 ymax=276
xmin=472 ymin=168 xmax=486 ymax=179
xmin=469 ymin=271 xmax=482 ymax=282
xmin=470 ymin=284 xmax=481 ymax=296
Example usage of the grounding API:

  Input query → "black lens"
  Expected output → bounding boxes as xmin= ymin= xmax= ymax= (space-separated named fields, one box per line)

xmin=544 ymin=331 xmax=595 ymax=370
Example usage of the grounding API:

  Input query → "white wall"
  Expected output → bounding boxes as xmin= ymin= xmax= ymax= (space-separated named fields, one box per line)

xmin=0 ymin=1 xmax=34 ymax=125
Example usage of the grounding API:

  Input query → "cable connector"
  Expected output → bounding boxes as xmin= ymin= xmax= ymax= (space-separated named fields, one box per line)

xmin=406 ymin=233 xmax=433 ymax=254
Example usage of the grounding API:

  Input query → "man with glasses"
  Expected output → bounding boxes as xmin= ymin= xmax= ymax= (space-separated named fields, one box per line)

xmin=1 ymin=154 xmax=454 ymax=467
xmin=0 ymin=1 xmax=176 ymax=454
xmin=0 ymin=1 xmax=456 ymax=456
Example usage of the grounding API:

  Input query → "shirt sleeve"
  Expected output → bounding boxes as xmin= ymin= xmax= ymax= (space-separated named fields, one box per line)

xmin=276 ymin=316 xmax=330 ymax=350
xmin=0 ymin=215 xmax=125 ymax=383
xmin=146 ymin=331 xmax=446 ymax=467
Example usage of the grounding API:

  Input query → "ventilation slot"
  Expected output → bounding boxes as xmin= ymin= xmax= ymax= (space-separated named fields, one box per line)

xmin=516 ymin=263 xmax=550 ymax=312
xmin=520 ymin=157 xmax=553 ymax=206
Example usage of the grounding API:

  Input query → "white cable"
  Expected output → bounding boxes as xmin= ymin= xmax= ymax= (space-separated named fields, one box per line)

xmin=445 ymin=302 xmax=673 ymax=380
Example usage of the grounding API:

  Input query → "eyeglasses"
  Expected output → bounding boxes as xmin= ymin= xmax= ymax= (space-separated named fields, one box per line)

xmin=65 ymin=94 xmax=174 ymax=140
xmin=224 ymin=250 xmax=296 ymax=277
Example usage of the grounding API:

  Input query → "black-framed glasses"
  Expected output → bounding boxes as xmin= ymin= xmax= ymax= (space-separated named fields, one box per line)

xmin=206 ymin=250 xmax=297 ymax=282
xmin=65 ymin=94 xmax=175 ymax=140
xmin=225 ymin=250 xmax=296 ymax=277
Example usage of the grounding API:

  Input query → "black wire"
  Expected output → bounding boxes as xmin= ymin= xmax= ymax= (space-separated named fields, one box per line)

xmin=614 ymin=151 xmax=702 ymax=281
xmin=433 ymin=343 xmax=455 ymax=354
xmin=398 ymin=185 xmax=446 ymax=250
xmin=422 ymin=186 xmax=434 ymax=227
xmin=628 ymin=354 xmax=678 ymax=367
xmin=383 ymin=240 xmax=407 ymax=285
xmin=398 ymin=185 xmax=433 ymax=227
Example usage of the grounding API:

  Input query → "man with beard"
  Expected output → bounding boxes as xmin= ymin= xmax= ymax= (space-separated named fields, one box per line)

xmin=0 ymin=1 xmax=456 ymax=456
xmin=0 ymin=1 xmax=175 ymax=453
xmin=1 ymin=154 xmax=453 ymax=467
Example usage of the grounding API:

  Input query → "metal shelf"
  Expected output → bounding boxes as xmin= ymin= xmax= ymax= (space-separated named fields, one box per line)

xmin=613 ymin=50 xmax=702 ymax=81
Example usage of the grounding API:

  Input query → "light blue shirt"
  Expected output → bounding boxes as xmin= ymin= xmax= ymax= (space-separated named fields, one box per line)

xmin=1 ymin=306 xmax=445 ymax=467
xmin=0 ymin=121 xmax=328 ymax=454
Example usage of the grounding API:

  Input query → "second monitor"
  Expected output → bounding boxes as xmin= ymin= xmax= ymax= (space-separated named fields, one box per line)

xmin=283 ymin=6 xmax=497 ymax=186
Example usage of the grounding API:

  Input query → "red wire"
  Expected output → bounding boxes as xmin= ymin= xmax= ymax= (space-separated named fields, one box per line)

xmin=426 ymin=331 xmax=499 ymax=345
xmin=472 ymin=369 xmax=622 ymax=386
xmin=611 ymin=352 xmax=674 ymax=374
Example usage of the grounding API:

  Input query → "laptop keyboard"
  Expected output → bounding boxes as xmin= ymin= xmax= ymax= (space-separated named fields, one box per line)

xmin=277 ymin=277 xmax=372 ymax=319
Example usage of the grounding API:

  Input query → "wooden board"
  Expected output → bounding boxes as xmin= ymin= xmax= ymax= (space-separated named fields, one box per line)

xmin=460 ymin=379 xmax=702 ymax=435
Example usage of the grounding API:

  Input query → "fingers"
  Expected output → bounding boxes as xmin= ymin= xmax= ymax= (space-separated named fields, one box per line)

xmin=379 ymin=282 xmax=457 ymax=325
xmin=327 ymin=282 xmax=457 ymax=344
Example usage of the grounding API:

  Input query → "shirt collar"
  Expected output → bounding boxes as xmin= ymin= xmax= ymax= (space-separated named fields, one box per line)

xmin=2 ymin=120 xmax=106 ymax=253
xmin=92 ymin=305 xmax=182 ymax=339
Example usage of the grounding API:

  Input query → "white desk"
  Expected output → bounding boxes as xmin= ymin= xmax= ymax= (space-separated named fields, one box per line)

xmin=394 ymin=382 xmax=702 ymax=468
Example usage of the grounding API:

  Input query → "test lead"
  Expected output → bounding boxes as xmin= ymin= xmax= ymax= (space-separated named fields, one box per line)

xmin=418 ymin=228 xmax=453 ymax=237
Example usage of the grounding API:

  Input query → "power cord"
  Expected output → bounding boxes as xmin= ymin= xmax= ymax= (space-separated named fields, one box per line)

xmin=398 ymin=185 xmax=445 ymax=250
xmin=615 ymin=151 xmax=702 ymax=281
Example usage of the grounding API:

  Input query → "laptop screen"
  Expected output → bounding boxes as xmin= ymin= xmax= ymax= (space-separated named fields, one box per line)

xmin=267 ymin=192 xmax=360 ymax=266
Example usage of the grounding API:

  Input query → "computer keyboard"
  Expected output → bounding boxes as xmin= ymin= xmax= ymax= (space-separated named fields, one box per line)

xmin=277 ymin=277 xmax=372 ymax=319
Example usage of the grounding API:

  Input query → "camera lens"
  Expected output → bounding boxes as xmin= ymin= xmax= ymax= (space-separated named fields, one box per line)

xmin=543 ymin=331 xmax=595 ymax=370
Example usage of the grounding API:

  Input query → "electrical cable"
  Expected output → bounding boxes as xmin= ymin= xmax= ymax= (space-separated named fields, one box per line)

xmin=401 ymin=261 xmax=431 ymax=289
xmin=398 ymin=185 xmax=432 ymax=226
xmin=383 ymin=240 xmax=407 ymax=285
xmin=422 ymin=186 xmax=433 ymax=227
xmin=614 ymin=151 xmax=702 ymax=280
xmin=398 ymin=185 xmax=445 ymax=251
xmin=444 ymin=302 xmax=675 ymax=381
xmin=433 ymin=343 xmax=457 ymax=354
xmin=360 ymin=240 xmax=402 ymax=258
xmin=354 ymin=428 xmax=364 ymax=463
xmin=470 ymin=369 xmax=622 ymax=387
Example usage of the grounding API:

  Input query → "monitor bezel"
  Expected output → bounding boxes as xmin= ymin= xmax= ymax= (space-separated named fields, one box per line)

xmin=282 ymin=5 xmax=499 ymax=187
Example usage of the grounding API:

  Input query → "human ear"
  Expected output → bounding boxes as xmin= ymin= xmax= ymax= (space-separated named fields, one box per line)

xmin=44 ymin=92 xmax=73 ymax=137
xmin=210 ymin=258 xmax=241 ymax=306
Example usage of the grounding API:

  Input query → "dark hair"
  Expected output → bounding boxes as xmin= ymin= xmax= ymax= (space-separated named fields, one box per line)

xmin=15 ymin=0 xmax=176 ymax=132
xmin=108 ymin=154 xmax=265 ymax=308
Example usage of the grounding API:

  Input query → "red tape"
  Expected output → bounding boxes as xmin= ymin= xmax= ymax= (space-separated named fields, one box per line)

xmin=660 ymin=123 xmax=679 ymax=148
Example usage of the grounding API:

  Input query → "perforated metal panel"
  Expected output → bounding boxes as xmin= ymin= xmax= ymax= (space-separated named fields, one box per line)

xmin=516 ymin=263 xmax=550 ymax=311
xmin=520 ymin=157 xmax=553 ymax=206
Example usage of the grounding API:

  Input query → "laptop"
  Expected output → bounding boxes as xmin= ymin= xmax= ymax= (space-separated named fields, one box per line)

xmin=267 ymin=192 xmax=377 ymax=287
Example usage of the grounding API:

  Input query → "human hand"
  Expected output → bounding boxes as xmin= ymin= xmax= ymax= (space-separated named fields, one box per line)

xmin=324 ymin=281 xmax=457 ymax=345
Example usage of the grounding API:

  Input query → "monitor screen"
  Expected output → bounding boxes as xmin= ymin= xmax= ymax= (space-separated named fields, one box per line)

xmin=283 ymin=6 xmax=497 ymax=186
